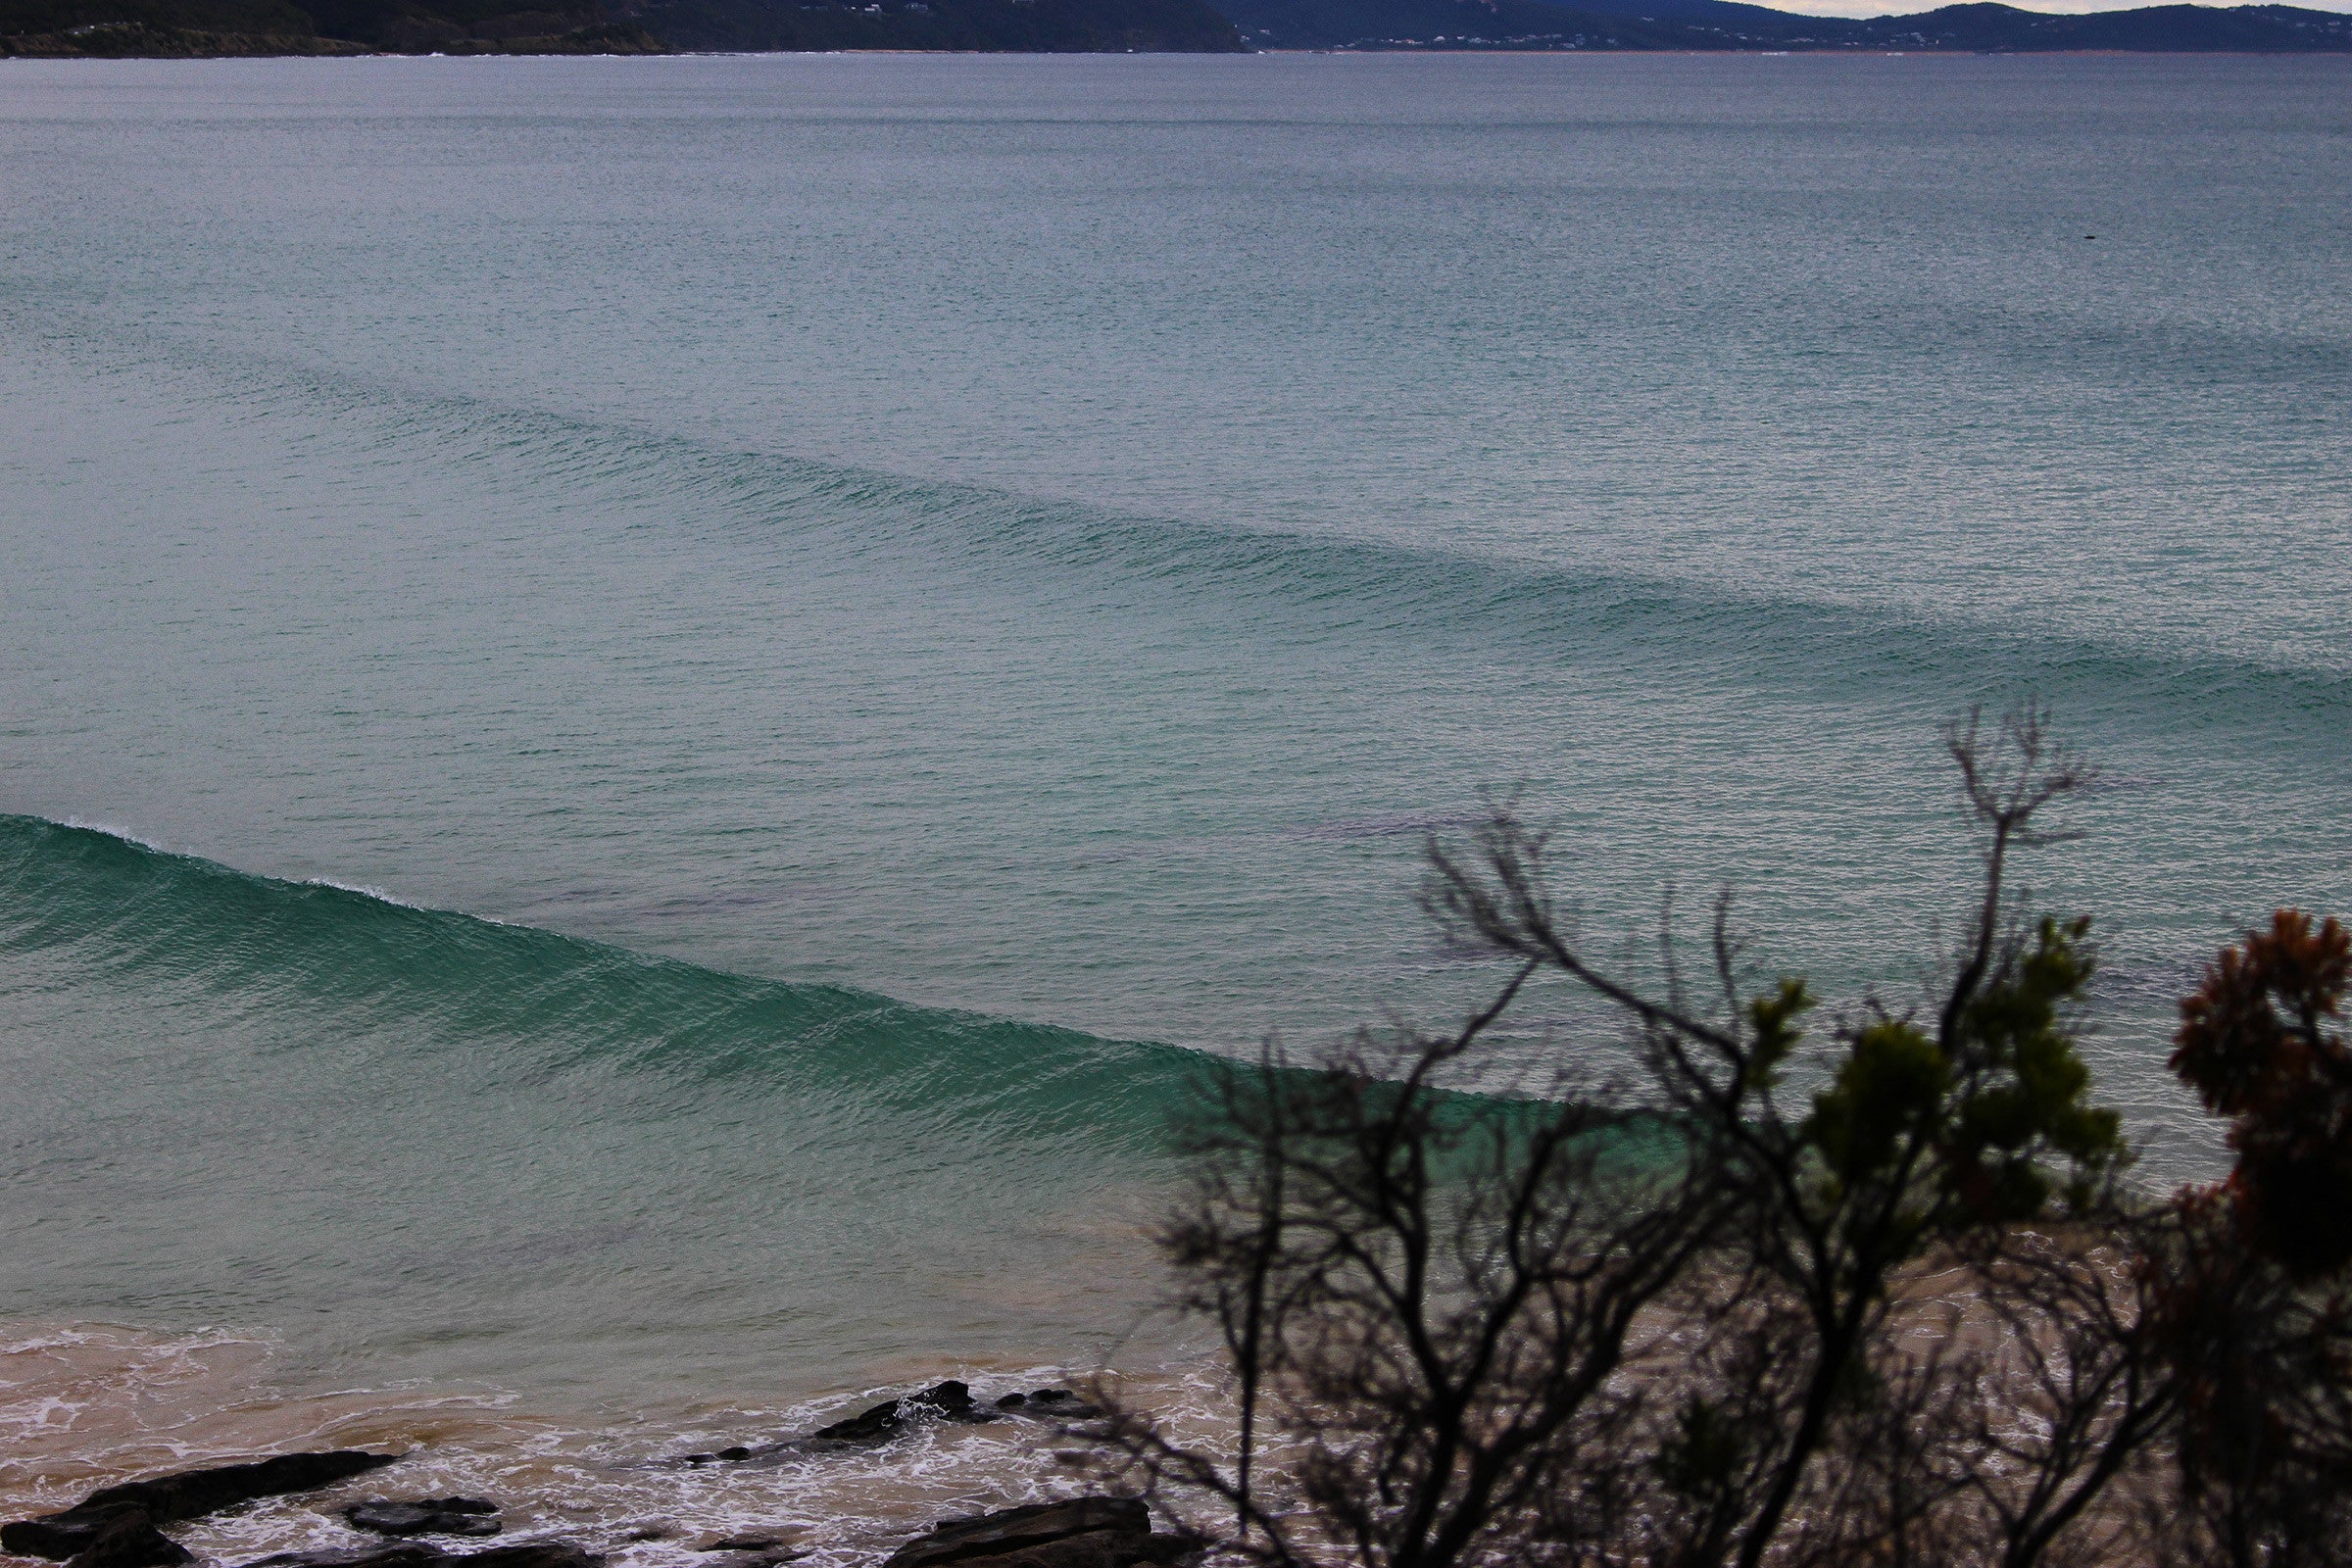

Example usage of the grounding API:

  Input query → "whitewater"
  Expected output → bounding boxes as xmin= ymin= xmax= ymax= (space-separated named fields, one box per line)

xmin=2 ymin=48 xmax=2349 ymax=1564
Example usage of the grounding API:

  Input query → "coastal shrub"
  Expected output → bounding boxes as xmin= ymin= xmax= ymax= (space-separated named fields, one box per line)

xmin=2144 ymin=912 xmax=2352 ymax=1567
xmin=1103 ymin=709 xmax=2207 ymax=1568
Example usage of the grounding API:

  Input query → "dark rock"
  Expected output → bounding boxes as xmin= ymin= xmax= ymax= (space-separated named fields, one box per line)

xmin=1020 ymin=1529 xmax=1200 ymax=1568
xmin=243 ymin=1543 xmax=597 ymax=1568
xmin=809 ymin=1381 xmax=994 ymax=1445
xmin=670 ymin=1377 xmax=1012 ymax=1468
xmin=669 ymin=1446 xmax=759 ymax=1468
xmin=346 ymin=1500 xmax=500 ymax=1539
xmin=685 ymin=1535 xmax=804 ymax=1567
xmin=6 ymin=1454 xmax=400 ymax=1562
xmin=245 ymin=1548 xmax=445 ymax=1568
xmin=995 ymin=1390 xmax=1103 ymax=1422
xmin=62 ymin=1514 xmax=194 ymax=1568
xmin=884 ymin=1498 xmax=1199 ymax=1568
xmin=5 ymin=1508 xmax=146 ymax=1564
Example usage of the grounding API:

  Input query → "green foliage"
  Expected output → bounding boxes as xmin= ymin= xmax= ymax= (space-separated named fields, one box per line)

xmin=1795 ymin=914 xmax=2120 ymax=1243
xmin=1945 ymin=915 xmax=2124 ymax=1220
xmin=1808 ymin=1019 xmax=1950 ymax=1191
xmin=1744 ymin=977 xmax=1813 ymax=1085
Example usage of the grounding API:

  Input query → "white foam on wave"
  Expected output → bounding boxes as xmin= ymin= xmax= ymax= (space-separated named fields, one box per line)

xmin=36 ymin=812 xmax=504 ymax=925
xmin=42 ymin=819 xmax=431 ymax=919
xmin=299 ymin=876 xmax=426 ymax=911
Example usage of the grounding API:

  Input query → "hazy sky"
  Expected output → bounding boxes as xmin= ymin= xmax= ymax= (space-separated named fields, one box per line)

xmin=1768 ymin=0 xmax=2352 ymax=14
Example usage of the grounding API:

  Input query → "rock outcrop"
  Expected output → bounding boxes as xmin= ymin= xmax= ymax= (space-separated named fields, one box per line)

xmin=810 ymin=1380 xmax=997 ymax=1444
xmin=3 ymin=1453 xmax=402 ymax=1563
xmin=686 ymin=1534 xmax=803 ymax=1567
xmin=244 ymin=1543 xmax=597 ymax=1568
xmin=57 ymin=1514 xmax=192 ymax=1568
xmin=989 ymin=1391 xmax=1103 ymax=1421
xmin=675 ymin=1380 xmax=1106 ymax=1467
xmin=676 ymin=1379 xmax=1022 ymax=1465
xmin=346 ymin=1501 xmax=502 ymax=1540
xmin=884 ymin=1498 xmax=1201 ymax=1568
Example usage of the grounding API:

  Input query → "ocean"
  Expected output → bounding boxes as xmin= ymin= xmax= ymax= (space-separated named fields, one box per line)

xmin=2 ymin=49 xmax=2348 ymax=1564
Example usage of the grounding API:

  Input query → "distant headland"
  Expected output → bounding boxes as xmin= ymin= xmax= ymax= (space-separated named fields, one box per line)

xmin=3 ymin=0 xmax=2347 ymax=65
xmin=1232 ymin=0 xmax=2352 ymax=52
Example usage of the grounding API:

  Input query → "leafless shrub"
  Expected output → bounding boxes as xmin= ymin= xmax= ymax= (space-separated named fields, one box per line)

xmin=1103 ymin=708 xmax=2342 ymax=1568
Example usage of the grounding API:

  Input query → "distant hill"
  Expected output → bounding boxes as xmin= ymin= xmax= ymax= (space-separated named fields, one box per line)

xmin=1532 ymin=0 xmax=1801 ymax=24
xmin=0 ymin=0 xmax=665 ymax=50
xmin=1214 ymin=0 xmax=2352 ymax=49
xmin=1223 ymin=0 xmax=2352 ymax=48
xmin=0 ymin=0 xmax=1242 ymax=49
xmin=1210 ymin=0 xmax=1638 ymax=46
xmin=626 ymin=0 xmax=1244 ymax=51
xmin=1844 ymin=0 xmax=2352 ymax=47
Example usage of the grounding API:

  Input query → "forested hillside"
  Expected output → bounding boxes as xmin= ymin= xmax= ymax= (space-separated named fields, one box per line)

xmin=627 ymin=0 xmax=1243 ymax=52
xmin=0 ymin=0 xmax=662 ymax=51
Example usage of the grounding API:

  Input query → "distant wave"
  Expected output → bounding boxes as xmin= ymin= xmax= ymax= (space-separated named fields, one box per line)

xmin=696 ymin=454 xmax=2352 ymax=736
xmin=24 ymin=324 xmax=2352 ymax=753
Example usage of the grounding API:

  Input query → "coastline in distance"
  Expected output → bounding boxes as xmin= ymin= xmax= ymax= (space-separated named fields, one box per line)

xmin=4 ymin=0 xmax=2347 ymax=57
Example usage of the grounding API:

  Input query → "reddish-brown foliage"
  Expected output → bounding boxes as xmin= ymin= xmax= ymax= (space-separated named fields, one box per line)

xmin=2172 ymin=909 xmax=2352 ymax=1279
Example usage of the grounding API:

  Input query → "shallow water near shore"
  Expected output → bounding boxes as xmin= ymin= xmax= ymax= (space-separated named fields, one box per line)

xmin=0 ymin=1321 xmax=1238 ymax=1568
xmin=3 ymin=50 xmax=2349 ymax=1551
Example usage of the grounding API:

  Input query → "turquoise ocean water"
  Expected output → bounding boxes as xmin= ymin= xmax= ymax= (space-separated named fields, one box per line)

xmin=1 ymin=51 xmax=2348 ymax=1554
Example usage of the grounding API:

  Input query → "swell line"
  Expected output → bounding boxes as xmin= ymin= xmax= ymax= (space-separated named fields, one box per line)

xmin=17 ymin=318 xmax=2352 ymax=750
